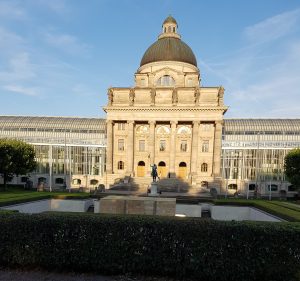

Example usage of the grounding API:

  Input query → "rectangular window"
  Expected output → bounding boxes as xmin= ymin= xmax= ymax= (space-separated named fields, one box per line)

xmin=139 ymin=140 xmax=145 ymax=152
xmin=118 ymin=139 xmax=125 ymax=151
xmin=118 ymin=123 xmax=125 ymax=130
xmin=180 ymin=140 xmax=187 ymax=152
xmin=159 ymin=140 xmax=166 ymax=151
xmin=202 ymin=140 xmax=209 ymax=152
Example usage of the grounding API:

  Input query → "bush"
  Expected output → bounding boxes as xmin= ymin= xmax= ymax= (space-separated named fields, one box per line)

xmin=0 ymin=213 xmax=299 ymax=281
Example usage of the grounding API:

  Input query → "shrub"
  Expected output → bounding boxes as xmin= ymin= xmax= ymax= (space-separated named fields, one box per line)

xmin=0 ymin=213 xmax=299 ymax=281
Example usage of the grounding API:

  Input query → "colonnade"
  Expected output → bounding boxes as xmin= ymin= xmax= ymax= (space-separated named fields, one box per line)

xmin=105 ymin=119 xmax=222 ymax=178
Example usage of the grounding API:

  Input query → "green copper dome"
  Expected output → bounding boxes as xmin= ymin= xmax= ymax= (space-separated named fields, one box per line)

xmin=140 ymin=37 xmax=197 ymax=67
xmin=140 ymin=16 xmax=197 ymax=67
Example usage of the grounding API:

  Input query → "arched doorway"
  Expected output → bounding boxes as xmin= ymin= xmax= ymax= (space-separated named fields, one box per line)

xmin=158 ymin=161 xmax=167 ymax=178
xmin=178 ymin=162 xmax=187 ymax=179
xmin=137 ymin=161 xmax=145 ymax=177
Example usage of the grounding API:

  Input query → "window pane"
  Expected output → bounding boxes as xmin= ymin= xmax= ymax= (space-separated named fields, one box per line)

xmin=159 ymin=140 xmax=166 ymax=151
xmin=139 ymin=140 xmax=145 ymax=152
xmin=202 ymin=141 xmax=209 ymax=152
xmin=180 ymin=140 xmax=187 ymax=152
xmin=118 ymin=139 xmax=124 ymax=151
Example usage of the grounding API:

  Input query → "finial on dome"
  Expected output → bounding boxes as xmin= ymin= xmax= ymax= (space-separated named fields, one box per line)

xmin=159 ymin=15 xmax=180 ymax=39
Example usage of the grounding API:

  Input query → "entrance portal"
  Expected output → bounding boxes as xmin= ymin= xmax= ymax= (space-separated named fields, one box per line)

xmin=158 ymin=161 xmax=167 ymax=178
xmin=137 ymin=161 xmax=145 ymax=177
xmin=178 ymin=162 xmax=187 ymax=179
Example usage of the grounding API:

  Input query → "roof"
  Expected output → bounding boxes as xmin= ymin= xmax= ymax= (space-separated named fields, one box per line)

xmin=0 ymin=115 xmax=106 ymax=130
xmin=224 ymin=119 xmax=300 ymax=132
xmin=140 ymin=37 xmax=197 ymax=67
xmin=163 ymin=15 xmax=177 ymax=25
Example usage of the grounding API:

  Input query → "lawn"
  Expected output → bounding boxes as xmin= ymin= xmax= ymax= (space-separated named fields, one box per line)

xmin=214 ymin=198 xmax=300 ymax=222
xmin=0 ymin=185 xmax=90 ymax=207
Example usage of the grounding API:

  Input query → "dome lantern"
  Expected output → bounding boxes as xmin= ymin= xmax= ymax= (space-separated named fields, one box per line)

xmin=140 ymin=16 xmax=197 ymax=67
xmin=159 ymin=15 xmax=180 ymax=40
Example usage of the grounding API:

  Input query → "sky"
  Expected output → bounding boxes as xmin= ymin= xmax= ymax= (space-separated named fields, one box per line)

xmin=1 ymin=0 xmax=300 ymax=118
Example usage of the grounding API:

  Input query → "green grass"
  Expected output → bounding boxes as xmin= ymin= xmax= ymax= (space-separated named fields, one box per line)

xmin=0 ymin=186 xmax=90 ymax=206
xmin=214 ymin=198 xmax=300 ymax=222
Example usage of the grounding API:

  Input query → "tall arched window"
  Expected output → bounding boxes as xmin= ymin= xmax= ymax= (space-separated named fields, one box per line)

xmin=201 ymin=163 xmax=208 ymax=172
xmin=118 ymin=161 xmax=124 ymax=170
xmin=156 ymin=75 xmax=175 ymax=86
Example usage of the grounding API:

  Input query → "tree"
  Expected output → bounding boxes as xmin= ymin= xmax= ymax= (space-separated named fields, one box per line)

xmin=284 ymin=148 xmax=300 ymax=190
xmin=0 ymin=139 xmax=36 ymax=189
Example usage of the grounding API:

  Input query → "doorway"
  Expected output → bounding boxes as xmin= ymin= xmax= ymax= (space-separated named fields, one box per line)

xmin=137 ymin=161 xmax=145 ymax=177
xmin=158 ymin=161 xmax=167 ymax=178
xmin=178 ymin=162 xmax=187 ymax=179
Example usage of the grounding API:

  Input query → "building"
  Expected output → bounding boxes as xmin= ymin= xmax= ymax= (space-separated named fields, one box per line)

xmin=222 ymin=119 xmax=300 ymax=197
xmin=104 ymin=16 xmax=227 ymax=190
xmin=0 ymin=16 xmax=299 ymax=197
xmin=0 ymin=116 xmax=106 ymax=190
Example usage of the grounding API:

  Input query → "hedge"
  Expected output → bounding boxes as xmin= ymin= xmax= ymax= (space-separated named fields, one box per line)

xmin=0 ymin=213 xmax=299 ymax=281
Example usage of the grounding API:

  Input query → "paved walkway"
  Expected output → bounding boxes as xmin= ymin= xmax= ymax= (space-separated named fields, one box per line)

xmin=0 ymin=269 xmax=180 ymax=281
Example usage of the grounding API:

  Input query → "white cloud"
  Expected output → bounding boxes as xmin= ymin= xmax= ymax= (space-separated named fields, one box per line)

xmin=202 ymin=9 xmax=300 ymax=118
xmin=244 ymin=9 xmax=300 ymax=44
xmin=72 ymin=84 xmax=95 ymax=97
xmin=0 ymin=1 xmax=27 ymax=19
xmin=32 ymin=0 xmax=68 ymax=15
xmin=0 ymin=52 xmax=36 ymax=81
xmin=3 ymin=84 xmax=39 ymax=96
xmin=44 ymin=32 xmax=91 ymax=56
xmin=0 ymin=27 xmax=24 ymax=48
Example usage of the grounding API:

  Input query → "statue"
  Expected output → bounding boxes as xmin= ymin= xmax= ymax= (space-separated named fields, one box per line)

xmin=218 ymin=86 xmax=224 ymax=105
xmin=151 ymin=164 xmax=158 ymax=182
xmin=129 ymin=88 xmax=135 ymax=105
xmin=150 ymin=88 xmax=156 ymax=105
xmin=108 ymin=88 xmax=113 ymax=106
xmin=194 ymin=87 xmax=200 ymax=104
xmin=172 ymin=88 xmax=178 ymax=105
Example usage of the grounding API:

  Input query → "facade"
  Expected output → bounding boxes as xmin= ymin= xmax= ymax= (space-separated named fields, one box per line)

xmin=104 ymin=16 xmax=228 ymax=190
xmin=0 ymin=16 xmax=299 ymax=196
xmin=0 ymin=116 xmax=106 ymax=190
xmin=221 ymin=119 xmax=300 ymax=197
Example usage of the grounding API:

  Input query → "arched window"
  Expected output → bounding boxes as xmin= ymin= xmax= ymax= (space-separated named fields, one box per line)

xmin=201 ymin=181 xmax=208 ymax=188
xmin=118 ymin=161 xmax=124 ymax=170
xmin=138 ymin=161 xmax=145 ymax=166
xmin=72 ymin=179 xmax=81 ymax=185
xmin=90 ymin=179 xmax=98 ymax=185
xmin=156 ymin=75 xmax=175 ymax=86
xmin=55 ymin=178 xmax=64 ymax=184
xmin=158 ymin=161 xmax=166 ymax=167
xmin=201 ymin=163 xmax=208 ymax=172
xmin=179 ymin=162 xmax=187 ymax=167
xmin=38 ymin=177 xmax=46 ymax=184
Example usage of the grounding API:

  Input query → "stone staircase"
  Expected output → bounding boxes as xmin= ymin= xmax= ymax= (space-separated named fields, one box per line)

xmin=108 ymin=176 xmax=211 ymax=196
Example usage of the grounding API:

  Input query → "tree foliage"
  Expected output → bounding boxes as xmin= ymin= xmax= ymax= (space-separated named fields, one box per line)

xmin=0 ymin=139 xmax=36 ymax=188
xmin=284 ymin=148 xmax=300 ymax=189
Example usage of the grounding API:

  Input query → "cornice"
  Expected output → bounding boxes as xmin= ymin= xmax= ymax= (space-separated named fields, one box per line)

xmin=103 ymin=106 xmax=228 ymax=112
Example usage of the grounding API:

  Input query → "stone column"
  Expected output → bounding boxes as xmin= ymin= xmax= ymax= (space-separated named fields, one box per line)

xmin=106 ymin=120 xmax=113 ymax=174
xmin=213 ymin=120 xmax=223 ymax=177
xmin=148 ymin=121 xmax=156 ymax=167
xmin=191 ymin=121 xmax=200 ymax=175
xmin=126 ymin=120 xmax=134 ymax=176
xmin=169 ymin=121 xmax=177 ymax=177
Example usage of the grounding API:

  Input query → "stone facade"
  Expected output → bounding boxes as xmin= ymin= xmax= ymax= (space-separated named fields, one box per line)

xmin=103 ymin=17 xmax=228 ymax=190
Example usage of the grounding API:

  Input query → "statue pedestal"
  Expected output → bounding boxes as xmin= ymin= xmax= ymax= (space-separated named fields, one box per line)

xmin=149 ymin=182 xmax=158 ymax=196
xmin=97 ymin=195 xmax=176 ymax=216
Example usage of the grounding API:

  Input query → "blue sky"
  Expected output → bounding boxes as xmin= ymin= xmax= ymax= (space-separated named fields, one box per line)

xmin=1 ymin=0 xmax=300 ymax=118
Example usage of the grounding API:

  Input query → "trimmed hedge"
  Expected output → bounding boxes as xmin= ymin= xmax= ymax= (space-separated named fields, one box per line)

xmin=0 ymin=213 xmax=300 ymax=280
